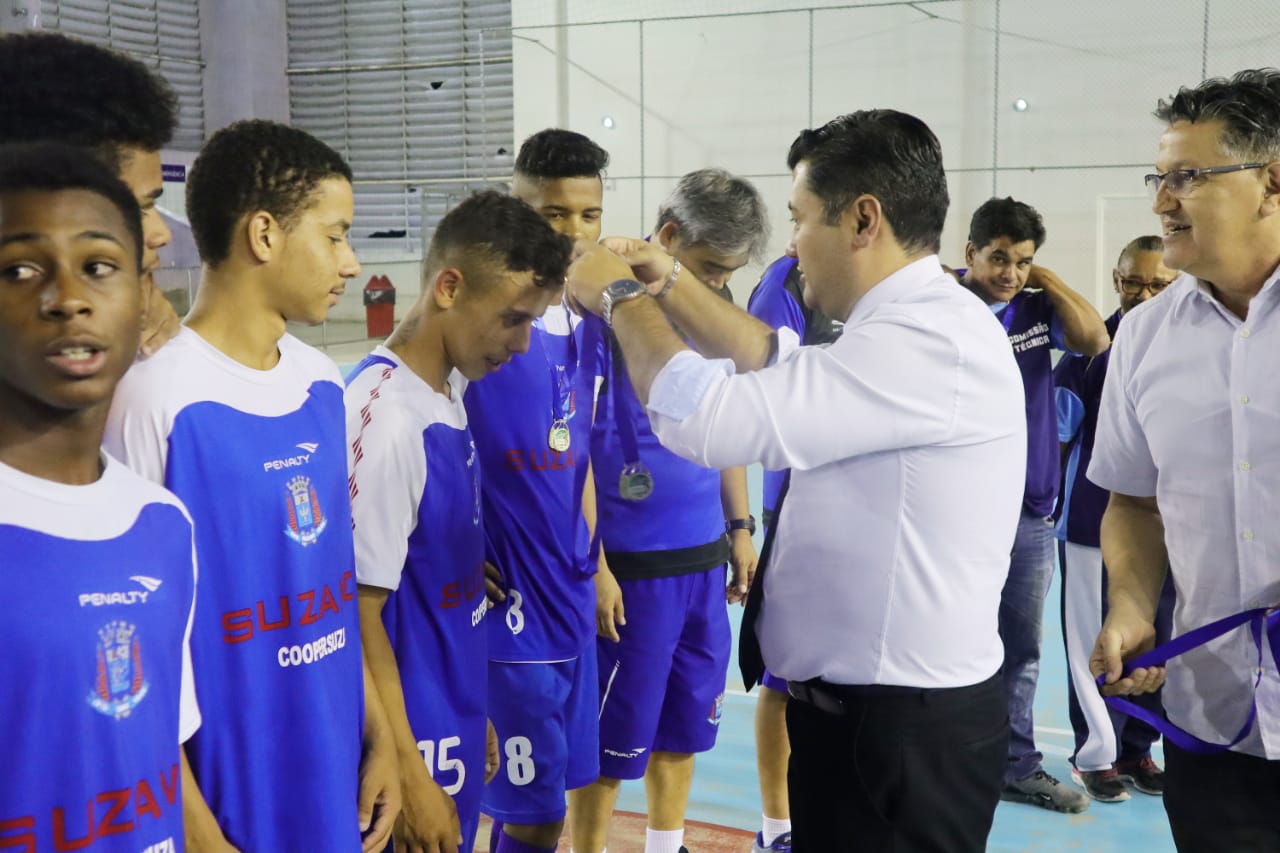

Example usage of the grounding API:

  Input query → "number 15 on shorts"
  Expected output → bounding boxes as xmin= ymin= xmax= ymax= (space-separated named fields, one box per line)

xmin=419 ymin=736 xmax=465 ymax=794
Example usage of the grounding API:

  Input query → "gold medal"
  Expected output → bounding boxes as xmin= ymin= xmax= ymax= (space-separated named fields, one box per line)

xmin=548 ymin=420 xmax=571 ymax=452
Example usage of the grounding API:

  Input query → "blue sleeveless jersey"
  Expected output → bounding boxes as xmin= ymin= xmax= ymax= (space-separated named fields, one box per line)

xmin=464 ymin=309 xmax=595 ymax=661
xmin=347 ymin=349 xmax=489 ymax=852
xmin=106 ymin=329 xmax=364 ymax=852
xmin=592 ymin=340 xmax=726 ymax=575
xmin=0 ymin=456 xmax=196 ymax=853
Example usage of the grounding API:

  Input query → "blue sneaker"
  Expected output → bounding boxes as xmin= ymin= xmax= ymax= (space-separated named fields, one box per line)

xmin=752 ymin=831 xmax=792 ymax=852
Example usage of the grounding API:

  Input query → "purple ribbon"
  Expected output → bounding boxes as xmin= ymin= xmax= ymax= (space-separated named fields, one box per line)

xmin=573 ymin=315 xmax=605 ymax=573
xmin=1098 ymin=605 xmax=1280 ymax=754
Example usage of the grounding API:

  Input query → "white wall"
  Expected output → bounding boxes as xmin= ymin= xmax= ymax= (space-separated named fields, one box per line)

xmin=512 ymin=0 xmax=1280 ymax=312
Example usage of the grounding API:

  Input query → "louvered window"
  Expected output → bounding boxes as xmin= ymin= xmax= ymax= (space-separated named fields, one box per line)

xmin=40 ymin=0 xmax=205 ymax=150
xmin=287 ymin=1 xmax=514 ymax=252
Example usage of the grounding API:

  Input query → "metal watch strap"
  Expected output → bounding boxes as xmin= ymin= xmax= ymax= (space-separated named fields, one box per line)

xmin=603 ymin=279 xmax=647 ymax=326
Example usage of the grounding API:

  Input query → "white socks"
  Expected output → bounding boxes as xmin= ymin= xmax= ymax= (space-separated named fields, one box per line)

xmin=761 ymin=815 xmax=792 ymax=847
xmin=645 ymin=827 xmax=684 ymax=853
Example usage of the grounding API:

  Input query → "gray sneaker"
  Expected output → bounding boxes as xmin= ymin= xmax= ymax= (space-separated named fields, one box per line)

xmin=1001 ymin=770 xmax=1091 ymax=813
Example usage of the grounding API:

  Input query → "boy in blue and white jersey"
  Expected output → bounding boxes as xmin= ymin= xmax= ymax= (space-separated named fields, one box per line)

xmin=0 ymin=32 xmax=184 ymax=358
xmin=0 ymin=145 xmax=198 ymax=852
xmin=106 ymin=121 xmax=399 ymax=853
xmin=463 ymin=129 xmax=610 ymax=853
xmin=351 ymin=191 xmax=573 ymax=853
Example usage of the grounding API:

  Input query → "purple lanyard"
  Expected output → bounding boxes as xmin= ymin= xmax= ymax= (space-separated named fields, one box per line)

xmin=1098 ymin=605 xmax=1280 ymax=754
xmin=573 ymin=315 xmax=605 ymax=572
xmin=537 ymin=304 xmax=578 ymax=424
xmin=601 ymin=332 xmax=655 ymax=503
xmin=608 ymin=339 xmax=644 ymax=467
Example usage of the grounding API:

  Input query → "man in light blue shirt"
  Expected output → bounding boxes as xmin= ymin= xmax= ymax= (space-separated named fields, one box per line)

xmin=1089 ymin=69 xmax=1280 ymax=851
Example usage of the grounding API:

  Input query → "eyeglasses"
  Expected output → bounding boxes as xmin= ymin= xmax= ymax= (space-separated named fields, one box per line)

xmin=1117 ymin=277 xmax=1173 ymax=295
xmin=1145 ymin=163 xmax=1266 ymax=201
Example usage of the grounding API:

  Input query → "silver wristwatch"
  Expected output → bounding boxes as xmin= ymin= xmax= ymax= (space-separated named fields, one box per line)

xmin=601 ymin=278 xmax=648 ymax=327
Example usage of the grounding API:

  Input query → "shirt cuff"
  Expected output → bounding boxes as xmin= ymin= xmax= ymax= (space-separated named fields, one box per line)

xmin=775 ymin=326 xmax=801 ymax=363
xmin=646 ymin=350 xmax=735 ymax=421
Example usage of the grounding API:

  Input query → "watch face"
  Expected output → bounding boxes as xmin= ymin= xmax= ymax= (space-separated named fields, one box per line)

xmin=604 ymin=278 xmax=646 ymax=325
xmin=607 ymin=278 xmax=645 ymax=300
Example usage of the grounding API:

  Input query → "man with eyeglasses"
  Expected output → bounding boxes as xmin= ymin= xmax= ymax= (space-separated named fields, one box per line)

xmin=957 ymin=197 xmax=1108 ymax=815
xmin=1054 ymin=235 xmax=1176 ymax=805
xmin=1089 ymin=69 xmax=1280 ymax=850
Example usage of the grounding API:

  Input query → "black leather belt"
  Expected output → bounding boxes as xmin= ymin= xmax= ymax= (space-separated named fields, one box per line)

xmin=787 ymin=679 xmax=850 ymax=715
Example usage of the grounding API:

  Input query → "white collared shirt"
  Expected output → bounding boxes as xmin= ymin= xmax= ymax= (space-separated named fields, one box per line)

xmin=1088 ymin=267 xmax=1280 ymax=758
xmin=647 ymin=255 xmax=1026 ymax=688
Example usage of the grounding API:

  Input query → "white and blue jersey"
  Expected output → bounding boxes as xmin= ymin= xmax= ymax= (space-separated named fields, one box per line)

xmin=106 ymin=327 xmax=364 ymax=852
xmin=1054 ymin=310 xmax=1122 ymax=547
xmin=463 ymin=305 xmax=595 ymax=661
xmin=346 ymin=347 xmax=488 ymax=853
xmin=0 ymin=455 xmax=198 ymax=853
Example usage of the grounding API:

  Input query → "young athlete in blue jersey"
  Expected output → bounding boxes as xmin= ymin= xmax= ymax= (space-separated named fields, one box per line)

xmin=106 ymin=121 xmax=400 ymax=853
xmin=0 ymin=144 xmax=198 ymax=853
xmin=351 ymin=190 xmax=572 ymax=853
xmin=570 ymin=169 xmax=770 ymax=853
xmin=0 ymin=32 xmax=185 ymax=357
xmin=467 ymin=129 xmax=610 ymax=853
xmin=957 ymin=197 xmax=1109 ymax=816
xmin=742 ymin=255 xmax=844 ymax=853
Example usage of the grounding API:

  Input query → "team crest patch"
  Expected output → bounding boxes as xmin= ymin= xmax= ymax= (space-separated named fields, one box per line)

xmin=708 ymin=692 xmax=725 ymax=726
xmin=88 ymin=620 xmax=149 ymax=719
xmin=284 ymin=474 xmax=328 ymax=546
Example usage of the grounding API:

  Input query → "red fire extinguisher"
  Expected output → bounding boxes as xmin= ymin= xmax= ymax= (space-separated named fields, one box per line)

xmin=362 ymin=275 xmax=396 ymax=339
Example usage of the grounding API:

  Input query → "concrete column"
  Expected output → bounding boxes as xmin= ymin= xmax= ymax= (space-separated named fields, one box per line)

xmin=199 ymin=0 xmax=291 ymax=132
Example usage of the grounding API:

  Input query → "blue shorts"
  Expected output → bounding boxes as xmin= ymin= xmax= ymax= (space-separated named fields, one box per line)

xmin=481 ymin=647 xmax=600 ymax=825
xmin=762 ymin=668 xmax=789 ymax=694
xmin=596 ymin=567 xmax=731 ymax=780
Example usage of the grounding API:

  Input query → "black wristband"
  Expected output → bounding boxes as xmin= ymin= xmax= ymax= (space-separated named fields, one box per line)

xmin=726 ymin=516 xmax=756 ymax=535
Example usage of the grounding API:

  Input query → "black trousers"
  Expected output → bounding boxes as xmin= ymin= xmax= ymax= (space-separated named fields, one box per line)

xmin=785 ymin=671 xmax=1008 ymax=852
xmin=1165 ymin=741 xmax=1280 ymax=852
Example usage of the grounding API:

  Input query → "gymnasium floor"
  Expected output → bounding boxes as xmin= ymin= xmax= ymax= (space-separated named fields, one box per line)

xmin=320 ymin=331 xmax=1175 ymax=853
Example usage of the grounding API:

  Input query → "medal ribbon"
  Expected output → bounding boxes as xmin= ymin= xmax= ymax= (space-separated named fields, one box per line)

xmin=572 ymin=314 xmax=605 ymax=575
xmin=537 ymin=303 xmax=578 ymax=435
xmin=1098 ymin=605 xmax=1280 ymax=754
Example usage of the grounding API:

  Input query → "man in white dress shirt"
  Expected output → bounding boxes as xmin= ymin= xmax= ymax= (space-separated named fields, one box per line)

xmin=1089 ymin=69 xmax=1280 ymax=851
xmin=565 ymin=109 xmax=1026 ymax=852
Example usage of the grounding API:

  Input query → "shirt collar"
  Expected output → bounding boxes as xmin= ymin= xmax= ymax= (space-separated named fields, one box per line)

xmin=1189 ymin=259 xmax=1280 ymax=307
xmin=846 ymin=255 xmax=946 ymax=325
